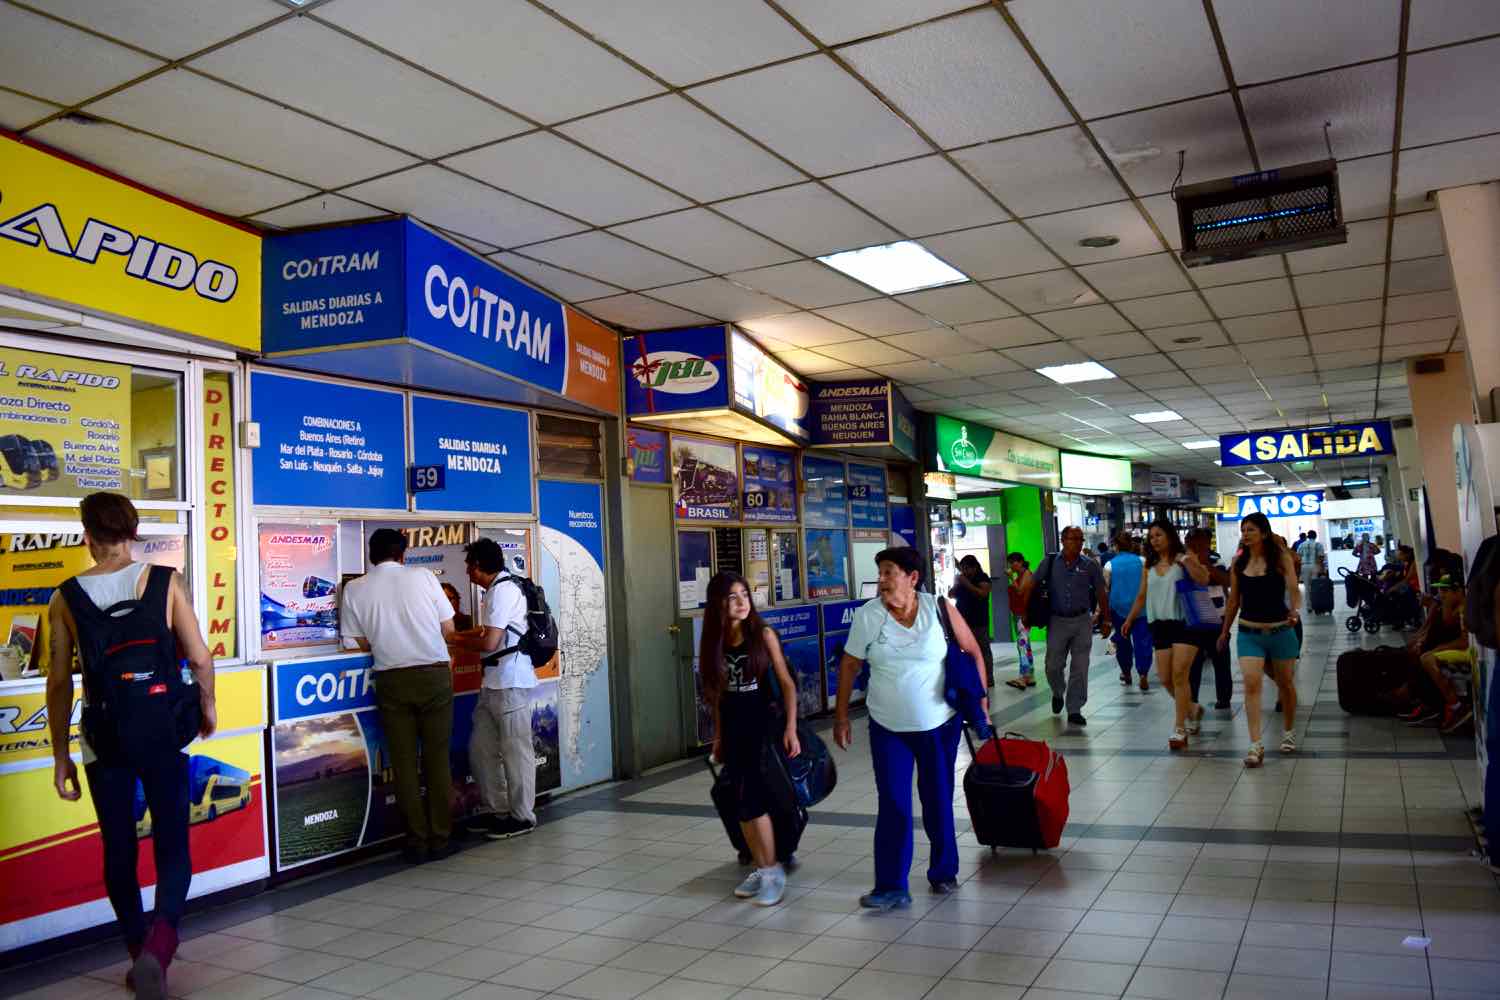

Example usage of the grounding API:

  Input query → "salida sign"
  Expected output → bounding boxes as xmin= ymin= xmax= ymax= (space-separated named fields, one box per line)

xmin=1220 ymin=421 xmax=1393 ymax=467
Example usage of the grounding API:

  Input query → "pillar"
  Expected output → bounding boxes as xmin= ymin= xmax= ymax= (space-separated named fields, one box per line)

xmin=1435 ymin=183 xmax=1500 ymax=421
xmin=1406 ymin=353 xmax=1474 ymax=555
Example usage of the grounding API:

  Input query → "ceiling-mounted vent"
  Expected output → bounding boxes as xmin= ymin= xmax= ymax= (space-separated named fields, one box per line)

xmin=1413 ymin=358 xmax=1447 ymax=375
xmin=1176 ymin=159 xmax=1346 ymax=267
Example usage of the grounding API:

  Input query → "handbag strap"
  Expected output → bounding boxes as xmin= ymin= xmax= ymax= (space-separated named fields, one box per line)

xmin=936 ymin=596 xmax=957 ymax=644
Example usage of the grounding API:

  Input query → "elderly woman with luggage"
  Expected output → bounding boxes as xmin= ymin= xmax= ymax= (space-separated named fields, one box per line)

xmin=832 ymin=546 xmax=988 ymax=910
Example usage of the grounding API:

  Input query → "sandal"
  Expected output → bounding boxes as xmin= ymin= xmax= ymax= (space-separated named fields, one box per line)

xmin=1185 ymin=704 xmax=1205 ymax=736
xmin=1006 ymin=678 xmax=1028 ymax=690
xmin=1280 ymin=730 xmax=1298 ymax=754
xmin=1168 ymin=729 xmax=1187 ymax=750
xmin=1244 ymin=742 xmax=1265 ymax=768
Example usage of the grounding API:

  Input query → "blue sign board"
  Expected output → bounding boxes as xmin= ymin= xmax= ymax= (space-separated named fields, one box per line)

xmin=761 ymin=604 xmax=818 ymax=642
xmin=261 ymin=219 xmax=406 ymax=352
xmin=273 ymin=654 xmax=375 ymax=723
xmin=623 ymin=326 xmax=730 ymax=416
xmin=742 ymin=445 xmax=797 ymax=523
xmin=626 ymin=426 xmax=669 ymax=484
xmin=758 ymin=604 xmax=821 ymax=717
xmin=820 ymin=600 xmax=869 ymax=705
xmin=409 ymin=465 xmax=445 ymax=493
xmin=819 ymin=599 xmax=866 ymax=635
xmin=1219 ymin=490 xmax=1325 ymax=520
xmin=809 ymin=380 xmax=889 ymax=447
xmin=1220 ymin=421 xmax=1394 ymax=467
xmin=251 ymin=371 xmax=407 ymax=509
xmin=847 ymin=462 xmax=889 ymax=538
xmin=410 ymin=395 xmax=532 ymax=514
xmin=892 ymin=389 xmax=918 ymax=461
xmin=801 ymin=455 xmax=848 ymax=527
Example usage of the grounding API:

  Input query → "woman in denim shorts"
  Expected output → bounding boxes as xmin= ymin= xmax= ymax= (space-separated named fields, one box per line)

xmin=1218 ymin=513 xmax=1302 ymax=767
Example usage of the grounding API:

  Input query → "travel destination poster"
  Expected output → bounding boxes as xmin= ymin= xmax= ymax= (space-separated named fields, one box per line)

xmin=259 ymin=522 xmax=339 ymax=650
xmin=801 ymin=455 xmax=848 ymax=527
xmin=0 ymin=347 xmax=131 ymax=498
xmin=847 ymin=462 xmax=890 ymax=540
xmin=672 ymin=434 xmax=738 ymax=522
xmin=741 ymin=445 xmax=797 ymax=523
xmin=805 ymin=528 xmax=850 ymax=600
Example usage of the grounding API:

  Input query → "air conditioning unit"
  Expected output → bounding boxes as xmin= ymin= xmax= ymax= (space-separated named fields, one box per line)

xmin=1176 ymin=159 xmax=1346 ymax=267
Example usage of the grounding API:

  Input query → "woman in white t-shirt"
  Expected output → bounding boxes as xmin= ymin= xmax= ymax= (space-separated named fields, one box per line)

xmin=832 ymin=546 xmax=988 ymax=911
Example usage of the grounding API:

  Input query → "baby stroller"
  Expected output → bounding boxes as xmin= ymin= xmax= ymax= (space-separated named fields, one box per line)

xmin=1340 ymin=567 xmax=1423 ymax=633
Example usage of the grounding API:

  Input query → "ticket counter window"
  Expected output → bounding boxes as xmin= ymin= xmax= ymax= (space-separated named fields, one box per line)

xmin=772 ymin=530 xmax=800 ymax=603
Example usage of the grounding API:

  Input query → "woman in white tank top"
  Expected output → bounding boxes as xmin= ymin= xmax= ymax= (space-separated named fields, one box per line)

xmin=1121 ymin=520 xmax=1210 ymax=752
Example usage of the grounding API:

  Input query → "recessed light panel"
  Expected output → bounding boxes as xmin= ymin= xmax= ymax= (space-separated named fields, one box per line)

xmin=1129 ymin=410 xmax=1182 ymax=424
xmin=1036 ymin=361 xmax=1118 ymax=385
xmin=817 ymin=241 xmax=969 ymax=295
xmin=1181 ymin=440 xmax=1218 ymax=450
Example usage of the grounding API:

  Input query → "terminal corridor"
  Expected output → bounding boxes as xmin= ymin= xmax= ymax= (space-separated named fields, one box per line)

xmin=12 ymin=617 xmax=1496 ymax=1000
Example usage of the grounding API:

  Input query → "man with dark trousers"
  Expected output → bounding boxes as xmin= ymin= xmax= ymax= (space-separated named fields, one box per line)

xmin=341 ymin=528 xmax=456 ymax=862
xmin=949 ymin=555 xmax=995 ymax=691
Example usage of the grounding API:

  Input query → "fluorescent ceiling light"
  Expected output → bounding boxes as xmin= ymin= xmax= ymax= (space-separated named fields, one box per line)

xmin=1129 ymin=410 xmax=1182 ymax=424
xmin=1037 ymin=361 xmax=1118 ymax=385
xmin=1213 ymin=460 xmax=1222 ymax=466
xmin=817 ymin=240 xmax=968 ymax=294
xmin=1181 ymin=439 xmax=1219 ymax=450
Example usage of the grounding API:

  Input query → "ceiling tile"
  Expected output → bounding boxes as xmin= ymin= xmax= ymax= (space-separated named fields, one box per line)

xmin=1187 ymin=255 xmax=1289 ymax=288
xmin=448 ymin=133 xmax=689 ymax=227
xmin=825 ymin=155 xmax=1010 ymax=237
xmin=843 ymin=10 xmax=1070 ymax=148
xmin=192 ymin=18 xmax=528 ymax=158
xmin=646 ymin=277 xmax=789 ymax=322
xmin=1301 ymin=298 xmax=1383 ymax=333
xmin=817 ymin=339 xmax=918 ymax=366
xmin=1385 ymin=317 xmax=1457 ymax=345
xmin=915 ymin=377 xmax=994 ymax=397
xmin=873 ymin=360 xmax=961 ymax=383
xmin=921 ymin=223 xmax=1059 ymax=280
xmin=0 ymin=90 xmax=57 ymax=130
xmin=1129 ymin=371 xmax=1195 ymax=389
xmin=1175 ymin=345 xmax=1244 ymax=367
xmin=1076 ymin=253 xmax=1191 ymax=300
xmin=715 ymin=183 xmax=898 ymax=257
xmin=727 ymin=260 xmax=876 ymax=309
xmin=1241 ymin=60 xmax=1397 ymax=163
xmin=31 ymin=118 xmax=317 ymax=217
xmin=35 ymin=0 xmax=281 ymax=60
xmin=1251 ymin=335 xmax=1312 ymax=356
xmin=1005 ymin=341 xmax=1091 ymax=368
xmin=521 ymin=231 xmax=708 ymax=288
xmin=1316 ymin=348 xmax=1381 ymax=368
xmin=775 ymin=0 xmax=975 ymax=45
xmin=740 ymin=312 xmax=866 ymax=348
xmin=1402 ymin=37 xmax=1500 ymax=149
xmin=1408 ymin=0 xmax=1500 ymax=49
xmin=1287 ymin=219 xmax=1388 ymax=274
xmin=1027 ymin=202 xmax=1165 ymax=265
xmin=1036 ymin=304 xmax=1133 ymax=338
xmin=879 ymin=329 xmax=981 ymax=357
xmin=773 ymin=350 xmax=851 ymax=376
xmin=1202 ymin=277 xmax=1296 ymax=317
xmin=1214 ymin=0 xmax=1400 ymax=84
xmin=559 ymin=95 xmax=803 ymax=202
xmin=896 ymin=283 xmax=1017 ymax=325
xmin=1311 ymin=328 xmax=1380 ymax=352
xmin=1384 ymin=289 xmax=1456 ymax=323
xmin=88 ymin=69 xmax=416 ymax=188
xmin=1384 ymin=339 xmax=1452 ymax=361
xmin=341 ymin=166 xmax=587 ymax=247
xmin=952 ymin=127 xmax=1128 ymax=218
xmin=1010 ymin=0 xmax=1226 ymax=119
xmin=250 ymin=194 xmax=382 ymax=230
xmin=956 ymin=317 xmax=1057 ymax=350
xmin=817 ymin=299 xmax=931 ymax=337
xmin=936 ymin=351 xmax=1023 ymax=376
xmin=1391 ymin=211 xmax=1446 ymax=261
xmin=1193 ymin=363 xmax=1253 ymax=384
xmin=1336 ymin=154 xmax=1408 ymax=221
xmin=1397 ymin=133 xmax=1500 ymax=205
xmin=321 ymin=0 xmax=661 ymax=122
xmin=1387 ymin=257 xmax=1452 ymax=296
xmin=981 ymin=371 xmax=1053 ymax=390
xmin=690 ymin=55 xmax=930 ymax=176
xmin=578 ymin=294 xmax=710 ymax=330
xmin=0 ymin=7 xmax=162 ymax=105
xmin=608 ymin=209 xmax=798 ymax=274
xmin=489 ymin=253 xmax=622 ymax=301
xmin=1138 ymin=193 xmax=1183 ymax=250
xmin=543 ymin=0 xmax=814 ymax=86
xmin=985 ymin=270 xmax=1095 ymax=313
xmin=1292 ymin=265 xmax=1386 ymax=306
xmin=1072 ymin=332 xmax=1157 ymax=359
xmin=1090 ymin=94 xmax=1254 ymax=198
xmin=1144 ymin=321 xmax=1229 ymax=349
xmin=1117 ymin=291 xmax=1213 ymax=328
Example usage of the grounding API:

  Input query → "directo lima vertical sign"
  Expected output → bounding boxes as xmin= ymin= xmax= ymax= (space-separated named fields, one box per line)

xmin=263 ymin=218 xmax=567 ymax=395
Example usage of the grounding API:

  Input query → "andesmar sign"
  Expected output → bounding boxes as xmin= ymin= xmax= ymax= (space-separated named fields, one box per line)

xmin=0 ymin=134 xmax=261 ymax=351
xmin=934 ymin=415 xmax=1060 ymax=489
xmin=1220 ymin=421 xmax=1394 ymax=467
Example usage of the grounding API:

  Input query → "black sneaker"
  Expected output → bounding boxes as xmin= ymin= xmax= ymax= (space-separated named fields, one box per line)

xmin=1052 ymin=695 xmax=1064 ymax=715
xmin=400 ymin=845 xmax=427 ymax=864
xmin=490 ymin=817 xmax=536 ymax=840
xmin=465 ymin=813 xmax=498 ymax=835
xmin=482 ymin=815 xmax=517 ymax=840
xmin=1068 ymin=713 xmax=1087 ymax=727
xmin=429 ymin=841 xmax=461 ymax=861
xmin=929 ymin=879 xmax=959 ymax=894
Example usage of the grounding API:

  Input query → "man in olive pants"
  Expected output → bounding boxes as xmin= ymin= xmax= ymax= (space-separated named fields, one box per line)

xmin=340 ymin=529 xmax=456 ymax=862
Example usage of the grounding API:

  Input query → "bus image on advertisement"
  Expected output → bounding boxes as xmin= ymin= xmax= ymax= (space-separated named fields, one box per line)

xmin=0 ymin=434 xmax=60 ymax=490
xmin=134 ymin=755 xmax=252 ymax=838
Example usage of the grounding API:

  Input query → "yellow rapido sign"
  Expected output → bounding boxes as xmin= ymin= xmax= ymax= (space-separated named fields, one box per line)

xmin=0 ymin=135 xmax=260 ymax=352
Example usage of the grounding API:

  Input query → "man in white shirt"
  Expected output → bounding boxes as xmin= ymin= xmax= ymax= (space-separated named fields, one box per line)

xmin=450 ymin=537 xmax=537 ymax=839
xmin=1301 ymin=529 xmax=1328 ymax=611
xmin=340 ymin=529 xmax=456 ymax=862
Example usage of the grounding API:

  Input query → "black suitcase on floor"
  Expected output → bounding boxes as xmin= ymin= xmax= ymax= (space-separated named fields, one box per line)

xmin=706 ymin=756 xmax=805 ymax=864
xmin=962 ymin=729 xmax=1047 ymax=852
xmin=1309 ymin=576 xmax=1335 ymax=614
xmin=1336 ymin=645 xmax=1411 ymax=715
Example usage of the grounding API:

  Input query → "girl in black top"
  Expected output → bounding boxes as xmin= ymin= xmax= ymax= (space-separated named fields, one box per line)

xmin=699 ymin=571 xmax=800 ymax=906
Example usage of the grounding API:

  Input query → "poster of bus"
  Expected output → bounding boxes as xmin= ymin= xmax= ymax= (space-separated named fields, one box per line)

xmin=672 ymin=435 xmax=738 ymax=522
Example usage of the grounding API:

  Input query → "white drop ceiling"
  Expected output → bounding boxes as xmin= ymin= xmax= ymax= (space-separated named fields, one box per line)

xmin=1 ymin=0 xmax=1488 ymax=490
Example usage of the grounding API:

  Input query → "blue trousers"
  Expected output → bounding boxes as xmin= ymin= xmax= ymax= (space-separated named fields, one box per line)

xmin=869 ymin=715 xmax=961 ymax=893
xmin=1113 ymin=620 xmax=1152 ymax=677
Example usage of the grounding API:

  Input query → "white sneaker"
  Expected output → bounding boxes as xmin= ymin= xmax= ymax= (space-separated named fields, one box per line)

xmin=734 ymin=870 xmax=763 ymax=899
xmin=1280 ymin=730 xmax=1298 ymax=753
xmin=753 ymin=866 xmax=786 ymax=907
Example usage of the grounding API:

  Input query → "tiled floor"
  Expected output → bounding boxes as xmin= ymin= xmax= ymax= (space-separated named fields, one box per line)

xmin=11 ymin=616 xmax=1499 ymax=1000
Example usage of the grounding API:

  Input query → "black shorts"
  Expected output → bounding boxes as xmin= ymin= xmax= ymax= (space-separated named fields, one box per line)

xmin=1151 ymin=619 xmax=1187 ymax=650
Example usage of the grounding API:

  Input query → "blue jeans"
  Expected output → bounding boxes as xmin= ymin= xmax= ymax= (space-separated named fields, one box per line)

xmin=869 ymin=715 xmax=961 ymax=893
xmin=1113 ymin=621 xmax=1152 ymax=677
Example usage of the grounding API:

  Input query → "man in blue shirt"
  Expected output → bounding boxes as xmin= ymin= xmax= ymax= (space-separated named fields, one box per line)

xmin=1021 ymin=526 xmax=1109 ymax=726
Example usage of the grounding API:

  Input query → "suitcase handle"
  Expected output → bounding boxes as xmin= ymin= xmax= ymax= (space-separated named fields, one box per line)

xmin=963 ymin=724 xmax=1008 ymax=768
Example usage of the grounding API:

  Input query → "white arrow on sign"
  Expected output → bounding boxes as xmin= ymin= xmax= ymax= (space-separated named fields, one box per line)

xmin=1227 ymin=438 xmax=1252 ymax=461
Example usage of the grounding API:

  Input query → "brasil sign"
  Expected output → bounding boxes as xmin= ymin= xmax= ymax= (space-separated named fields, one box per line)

xmin=1219 ymin=421 xmax=1394 ymax=467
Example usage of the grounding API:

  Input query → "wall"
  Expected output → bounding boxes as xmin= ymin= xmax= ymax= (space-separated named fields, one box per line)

xmin=1390 ymin=423 xmax=1423 ymax=552
xmin=1407 ymin=353 xmax=1475 ymax=554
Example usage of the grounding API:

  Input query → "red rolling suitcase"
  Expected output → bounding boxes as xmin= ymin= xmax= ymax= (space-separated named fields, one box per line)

xmin=966 ymin=729 xmax=1070 ymax=850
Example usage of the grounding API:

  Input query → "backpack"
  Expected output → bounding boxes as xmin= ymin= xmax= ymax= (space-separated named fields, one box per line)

xmin=1025 ymin=554 xmax=1057 ymax=627
xmin=488 ymin=574 xmax=559 ymax=669
xmin=60 ymin=564 xmax=200 ymax=763
xmin=1467 ymin=535 xmax=1500 ymax=649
